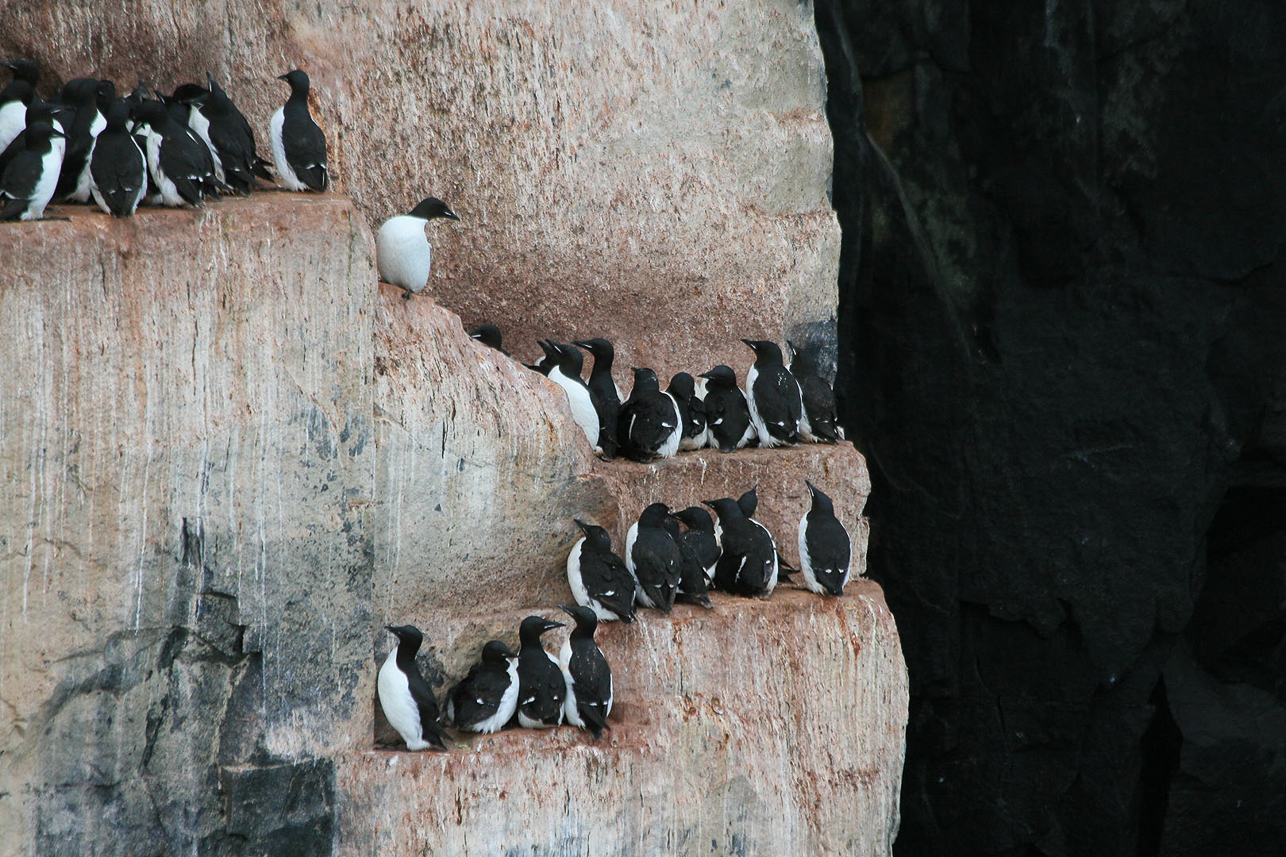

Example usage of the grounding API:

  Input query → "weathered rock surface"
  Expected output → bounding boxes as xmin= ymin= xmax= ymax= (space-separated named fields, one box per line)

xmin=0 ymin=196 xmax=904 ymax=855
xmin=1 ymin=0 xmax=841 ymax=378
xmin=813 ymin=0 xmax=1286 ymax=853
xmin=351 ymin=588 xmax=905 ymax=857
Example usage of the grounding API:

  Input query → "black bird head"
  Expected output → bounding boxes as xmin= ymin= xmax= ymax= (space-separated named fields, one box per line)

xmin=23 ymin=121 xmax=61 ymax=148
xmin=103 ymin=100 xmax=130 ymax=130
xmin=408 ymin=196 xmax=460 ymax=221
xmin=559 ymin=604 xmax=599 ymax=637
xmin=94 ymin=79 xmax=116 ymax=112
xmin=630 ymin=367 xmax=660 ymax=394
xmin=22 ymin=103 xmax=55 ymax=129
xmin=132 ymin=99 xmax=169 ymax=126
xmin=805 ymin=480 xmax=835 ymax=515
xmin=637 ymin=502 xmax=671 ymax=528
xmin=698 ymin=365 xmax=737 ymax=388
xmin=171 ymin=83 xmax=209 ymax=107
xmin=2 ymin=80 xmax=34 ymax=106
xmin=667 ymin=372 xmax=696 ymax=401
xmin=481 ymin=640 xmax=518 ymax=664
xmin=468 ymin=323 xmax=504 ymax=351
xmin=702 ymin=497 xmax=743 ymax=521
xmin=518 ymin=615 xmax=564 ymax=644
xmin=737 ymin=486 xmax=758 ymax=517
xmin=385 ymin=623 xmax=424 ymax=654
xmin=574 ymin=518 xmax=613 ymax=552
xmin=573 ymin=338 xmax=614 ymax=361
xmin=2 ymin=59 xmax=39 ymax=84
xmin=278 ymin=69 xmax=310 ymax=95
xmin=741 ymin=338 xmax=784 ymax=365
xmin=786 ymin=340 xmax=820 ymax=377
xmin=673 ymin=506 xmax=715 ymax=532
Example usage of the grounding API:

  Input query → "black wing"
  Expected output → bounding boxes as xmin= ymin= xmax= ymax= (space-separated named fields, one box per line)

xmin=583 ymin=549 xmax=637 ymax=622
xmin=282 ymin=105 xmax=328 ymax=191
xmin=569 ymin=644 xmax=612 ymax=738
xmin=405 ymin=668 xmax=448 ymax=749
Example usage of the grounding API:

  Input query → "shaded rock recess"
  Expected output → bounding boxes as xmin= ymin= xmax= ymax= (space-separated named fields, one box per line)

xmin=813 ymin=0 xmax=1286 ymax=854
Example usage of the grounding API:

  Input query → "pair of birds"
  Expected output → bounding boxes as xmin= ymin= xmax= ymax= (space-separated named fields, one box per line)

xmin=514 ymin=335 xmax=843 ymax=461
xmin=376 ymin=607 xmax=614 ymax=752
xmin=0 ymin=60 xmax=326 ymax=220
xmin=567 ymin=481 xmax=853 ymax=626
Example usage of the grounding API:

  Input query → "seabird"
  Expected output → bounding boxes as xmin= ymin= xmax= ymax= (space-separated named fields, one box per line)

xmin=742 ymin=339 xmax=804 ymax=447
xmin=376 ymin=196 xmax=459 ymax=298
xmin=699 ymin=365 xmax=755 ymax=452
xmin=514 ymin=615 xmax=566 ymax=728
xmin=798 ymin=480 xmax=852 ymax=596
xmin=377 ymin=624 xmax=449 ymax=750
xmin=625 ymin=502 xmax=682 ymax=612
xmin=270 ymin=69 xmax=327 ymax=191
xmin=447 ymin=640 xmax=520 ymax=734
xmin=566 ymin=519 xmax=637 ymax=623
xmin=558 ymin=605 xmax=613 ymax=739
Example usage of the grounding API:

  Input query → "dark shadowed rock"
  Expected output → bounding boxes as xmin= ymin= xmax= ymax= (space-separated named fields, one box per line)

xmin=814 ymin=0 xmax=1286 ymax=853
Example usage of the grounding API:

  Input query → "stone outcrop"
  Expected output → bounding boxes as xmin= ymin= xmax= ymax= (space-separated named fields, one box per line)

xmin=0 ymin=195 xmax=904 ymax=855
xmin=1 ymin=0 xmax=841 ymax=378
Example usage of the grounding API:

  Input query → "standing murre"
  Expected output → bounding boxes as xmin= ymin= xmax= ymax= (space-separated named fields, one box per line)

xmin=544 ymin=340 xmax=602 ymax=451
xmin=667 ymin=372 xmax=709 ymax=451
xmin=199 ymin=72 xmax=273 ymax=193
xmin=88 ymin=100 xmax=146 ymax=217
xmin=573 ymin=338 xmax=622 ymax=459
xmin=515 ymin=615 xmax=567 ymax=728
xmin=699 ymin=365 xmax=755 ymax=452
xmin=377 ymin=624 xmax=449 ymax=751
xmin=270 ymin=69 xmax=327 ymax=191
xmin=788 ymin=340 xmax=844 ymax=443
xmin=703 ymin=495 xmax=778 ymax=597
xmin=133 ymin=100 xmax=215 ymax=207
xmin=0 ymin=120 xmax=64 ymax=221
xmin=0 ymin=72 xmax=35 ymax=154
xmin=567 ymin=519 xmax=637 ymax=623
xmin=447 ymin=640 xmax=520 ymax=734
xmin=376 ymin=196 xmax=459 ymax=298
xmin=617 ymin=368 xmax=682 ymax=462
xmin=625 ymin=502 xmax=682 ymax=612
xmin=55 ymin=79 xmax=112 ymax=203
xmin=672 ymin=506 xmax=721 ymax=587
xmin=558 ymin=605 xmax=613 ymax=739
xmin=664 ymin=514 xmax=712 ymax=608
xmin=742 ymin=339 xmax=804 ymax=448
xmin=798 ymin=480 xmax=852 ymax=596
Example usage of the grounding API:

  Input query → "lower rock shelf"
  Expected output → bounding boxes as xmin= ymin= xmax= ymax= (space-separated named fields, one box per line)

xmin=348 ymin=585 xmax=907 ymax=856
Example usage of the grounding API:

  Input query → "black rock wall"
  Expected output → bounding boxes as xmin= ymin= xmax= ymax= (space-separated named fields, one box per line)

xmin=813 ymin=0 xmax=1286 ymax=854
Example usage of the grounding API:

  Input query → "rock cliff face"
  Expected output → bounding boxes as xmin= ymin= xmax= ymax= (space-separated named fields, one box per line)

xmin=0 ymin=0 xmax=909 ymax=843
xmin=1 ymin=0 xmax=840 ymax=378
xmin=813 ymin=0 xmax=1286 ymax=854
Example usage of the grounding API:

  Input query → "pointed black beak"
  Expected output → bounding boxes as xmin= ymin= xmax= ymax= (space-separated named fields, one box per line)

xmin=573 ymin=518 xmax=592 ymax=534
xmin=277 ymin=73 xmax=290 ymax=82
xmin=544 ymin=619 xmax=565 ymax=631
xmin=741 ymin=338 xmax=757 ymax=350
xmin=445 ymin=209 xmax=460 ymax=221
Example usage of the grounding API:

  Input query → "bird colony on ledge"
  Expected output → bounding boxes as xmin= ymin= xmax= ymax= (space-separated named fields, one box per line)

xmin=0 ymin=60 xmax=337 ymax=218
xmin=0 ymin=58 xmax=863 ymax=756
xmin=378 ymin=480 xmax=856 ymax=751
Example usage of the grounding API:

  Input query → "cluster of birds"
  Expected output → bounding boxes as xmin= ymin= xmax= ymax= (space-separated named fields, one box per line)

xmin=466 ymin=324 xmax=844 ymax=462
xmin=378 ymin=606 xmax=613 ymax=751
xmin=375 ymin=479 xmax=853 ymax=752
xmin=0 ymin=58 xmax=328 ymax=220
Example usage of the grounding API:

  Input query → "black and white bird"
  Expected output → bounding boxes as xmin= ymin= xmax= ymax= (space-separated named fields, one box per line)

xmin=558 ymin=605 xmax=613 ymax=739
xmin=566 ymin=519 xmax=637 ymax=623
xmin=55 ymin=79 xmax=111 ymax=203
xmin=672 ymin=506 xmax=721 ymax=587
xmin=703 ymin=495 xmax=778 ymax=597
xmin=667 ymin=372 xmax=709 ymax=451
xmin=377 ymin=624 xmax=449 ymax=751
xmin=270 ymin=70 xmax=327 ymax=192
xmin=197 ymin=72 xmax=272 ymax=193
xmin=742 ymin=339 xmax=804 ymax=447
xmin=543 ymin=341 xmax=601 ymax=450
xmin=447 ymin=640 xmax=520 ymax=734
xmin=573 ymin=338 xmax=621 ymax=459
xmin=525 ymin=339 xmax=557 ymax=375
xmin=699 ymin=365 xmax=755 ymax=452
xmin=664 ymin=515 xmax=712 ymax=608
xmin=0 ymin=120 xmax=63 ymax=221
xmin=377 ymin=196 xmax=459 ymax=298
xmin=468 ymin=323 xmax=510 ymax=356
xmin=625 ymin=502 xmax=682 ymax=612
xmin=88 ymin=100 xmax=146 ymax=217
xmin=169 ymin=82 xmax=224 ymax=184
xmin=788 ymin=341 xmax=844 ymax=443
xmin=617 ymin=368 xmax=681 ymax=462
xmin=798 ymin=481 xmax=852 ymax=596
xmin=134 ymin=100 xmax=216 ymax=207
xmin=515 ymin=615 xmax=566 ymax=728
xmin=0 ymin=60 xmax=39 ymax=154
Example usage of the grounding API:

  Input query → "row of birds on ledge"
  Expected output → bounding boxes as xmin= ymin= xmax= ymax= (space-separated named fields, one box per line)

xmin=0 ymin=59 xmax=331 ymax=219
xmin=464 ymin=323 xmax=846 ymax=462
xmin=378 ymin=479 xmax=855 ymax=749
